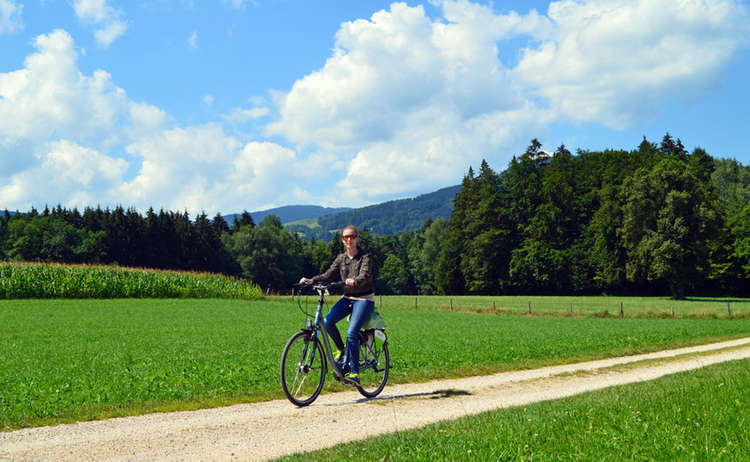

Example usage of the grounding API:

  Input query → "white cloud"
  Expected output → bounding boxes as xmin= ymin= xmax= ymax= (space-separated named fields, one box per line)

xmin=265 ymin=0 xmax=750 ymax=203
xmin=73 ymin=0 xmax=127 ymax=47
xmin=0 ymin=29 xmax=312 ymax=214
xmin=0 ymin=0 xmax=22 ymax=34
xmin=222 ymin=107 xmax=269 ymax=124
xmin=0 ymin=30 xmax=130 ymax=151
xmin=513 ymin=0 xmax=750 ymax=128
xmin=94 ymin=19 xmax=127 ymax=48
xmin=265 ymin=2 xmax=548 ymax=202
xmin=3 ymin=1 xmax=750 ymax=214
xmin=121 ymin=127 xmax=308 ymax=213
xmin=187 ymin=30 xmax=198 ymax=50
xmin=221 ymin=0 xmax=255 ymax=9
xmin=0 ymin=140 xmax=128 ymax=208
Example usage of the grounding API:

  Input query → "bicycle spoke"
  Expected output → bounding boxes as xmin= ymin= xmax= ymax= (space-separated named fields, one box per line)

xmin=356 ymin=333 xmax=389 ymax=398
xmin=281 ymin=331 xmax=326 ymax=406
xmin=292 ymin=373 xmax=308 ymax=397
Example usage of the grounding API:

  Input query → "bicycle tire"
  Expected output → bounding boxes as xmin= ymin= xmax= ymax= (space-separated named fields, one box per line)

xmin=356 ymin=331 xmax=389 ymax=398
xmin=280 ymin=330 xmax=326 ymax=406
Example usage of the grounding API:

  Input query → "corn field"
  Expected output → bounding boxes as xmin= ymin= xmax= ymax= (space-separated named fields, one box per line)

xmin=0 ymin=262 xmax=263 ymax=299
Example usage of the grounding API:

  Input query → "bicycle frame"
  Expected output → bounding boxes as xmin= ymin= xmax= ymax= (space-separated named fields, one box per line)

xmin=306 ymin=285 xmax=345 ymax=381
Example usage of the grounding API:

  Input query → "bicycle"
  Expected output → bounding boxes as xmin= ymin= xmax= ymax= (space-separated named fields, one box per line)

xmin=280 ymin=281 xmax=390 ymax=407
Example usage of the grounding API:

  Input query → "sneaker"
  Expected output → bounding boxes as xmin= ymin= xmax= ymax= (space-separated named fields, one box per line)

xmin=343 ymin=372 xmax=359 ymax=386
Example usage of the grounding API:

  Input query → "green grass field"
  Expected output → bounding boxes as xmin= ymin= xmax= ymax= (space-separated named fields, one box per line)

xmin=277 ymin=358 xmax=750 ymax=461
xmin=3 ymin=298 xmax=750 ymax=430
xmin=377 ymin=295 xmax=750 ymax=318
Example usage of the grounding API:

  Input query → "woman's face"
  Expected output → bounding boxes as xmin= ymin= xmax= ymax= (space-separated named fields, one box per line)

xmin=342 ymin=230 xmax=358 ymax=250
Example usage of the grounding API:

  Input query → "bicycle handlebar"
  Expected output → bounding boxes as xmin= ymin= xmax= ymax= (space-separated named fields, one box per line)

xmin=293 ymin=280 xmax=345 ymax=292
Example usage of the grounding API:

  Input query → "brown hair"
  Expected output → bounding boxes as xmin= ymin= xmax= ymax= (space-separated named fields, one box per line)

xmin=342 ymin=225 xmax=358 ymax=236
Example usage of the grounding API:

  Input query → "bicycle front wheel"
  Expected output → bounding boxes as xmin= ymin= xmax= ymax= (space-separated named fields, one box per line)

xmin=280 ymin=330 xmax=326 ymax=406
xmin=356 ymin=332 xmax=389 ymax=398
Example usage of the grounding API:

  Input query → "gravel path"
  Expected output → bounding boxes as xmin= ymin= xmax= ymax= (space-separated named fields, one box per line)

xmin=3 ymin=337 xmax=750 ymax=462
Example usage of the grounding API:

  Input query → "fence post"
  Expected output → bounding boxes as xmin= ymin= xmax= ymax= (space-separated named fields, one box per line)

xmin=570 ymin=303 xmax=573 ymax=314
xmin=493 ymin=301 xmax=496 ymax=313
xmin=380 ymin=295 xmax=382 ymax=308
xmin=450 ymin=298 xmax=453 ymax=312
xmin=415 ymin=296 xmax=418 ymax=310
xmin=528 ymin=302 xmax=531 ymax=314
xmin=727 ymin=303 xmax=732 ymax=316
xmin=672 ymin=306 xmax=675 ymax=318
xmin=620 ymin=301 xmax=624 ymax=318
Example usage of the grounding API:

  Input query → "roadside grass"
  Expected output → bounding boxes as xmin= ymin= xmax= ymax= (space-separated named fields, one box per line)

xmin=378 ymin=295 xmax=750 ymax=318
xmin=0 ymin=262 xmax=262 ymax=299
xmin=277 ymin=358 xmax=750 ymax=461
xmin=3 ymin=298 xmax=750 ymax=430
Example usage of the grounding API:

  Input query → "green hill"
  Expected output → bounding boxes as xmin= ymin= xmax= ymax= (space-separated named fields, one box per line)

xmin=225 ymin=185 xmax=461 ymax=241
xmin=224 ymin=205 xmax=351 ymax=226
xmin=317 ymin=185 xmax=460 ymax=236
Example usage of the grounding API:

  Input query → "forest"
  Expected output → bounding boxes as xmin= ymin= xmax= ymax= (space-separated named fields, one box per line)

xmin=1 ymin=133 xmax=748 ymax=298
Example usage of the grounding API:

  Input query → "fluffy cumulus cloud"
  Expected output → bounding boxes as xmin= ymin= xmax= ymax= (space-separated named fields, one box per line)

xmin=73 ymin=0 xmax=127 ymax=47
xmin=267 ymin=0 xmax=749 ymax=203
xmin=120 ymin=127 xmax=309 ymax=213
xmin=0 ymin=30 xmax=131 ymax=172
xmin=513 ymin=0 xmax=750 ymax=129
xmin=0 ymin=29 xmax=306 ymax=214
xmin=0 ymin=0 xmax=23 ymax=34
xmin=0 ymin=140 xmax=129 ymax=208
xmin=267 ymin=1 xmax=550 ymax=201
xmin=3 ymin=1 xmax=750 ymax=213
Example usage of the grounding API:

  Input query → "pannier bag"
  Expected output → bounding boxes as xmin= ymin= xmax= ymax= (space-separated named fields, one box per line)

xmin=349 ymin=306 xmax=386 ymax=330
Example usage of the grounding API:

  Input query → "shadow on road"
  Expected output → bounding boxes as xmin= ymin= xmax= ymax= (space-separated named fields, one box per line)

xmin=321 ymin=388 xmax=474 ymax=407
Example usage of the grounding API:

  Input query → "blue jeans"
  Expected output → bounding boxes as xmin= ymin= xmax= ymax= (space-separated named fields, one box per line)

xmin=323 ymin=297 xmax=374 ymax=375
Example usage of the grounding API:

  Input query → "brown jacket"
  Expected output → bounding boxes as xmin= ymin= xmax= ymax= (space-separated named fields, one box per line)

xmin=312 ymin=249 xmax=374 ymax=297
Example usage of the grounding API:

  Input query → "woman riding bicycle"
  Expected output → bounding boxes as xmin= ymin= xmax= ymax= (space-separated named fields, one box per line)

xmin=299 ymin=225 xmax=373 ymax=386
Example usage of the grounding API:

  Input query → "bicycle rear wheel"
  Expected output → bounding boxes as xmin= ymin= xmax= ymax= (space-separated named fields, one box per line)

xmin=280 ymin=330 xmax=326 ymax=406
xmin=356 ymin=330 xmax=389 ymax=398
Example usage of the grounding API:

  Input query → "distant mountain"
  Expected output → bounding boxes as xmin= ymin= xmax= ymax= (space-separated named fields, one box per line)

xmin=317 ymin=185 xmax=461 ymax=235
xmin=223 ymin=185 xmax=461 ymax=240
xmin=223 ymin=205 xmax=352 ymax=225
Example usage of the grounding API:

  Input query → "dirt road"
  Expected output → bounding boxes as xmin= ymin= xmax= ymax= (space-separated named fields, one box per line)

xmin=3 ymin=337 xmax=750 ymax=462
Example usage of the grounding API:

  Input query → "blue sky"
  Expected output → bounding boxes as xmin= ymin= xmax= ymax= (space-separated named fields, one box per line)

xmin=1 ymin=0 xmax=749 ymax=215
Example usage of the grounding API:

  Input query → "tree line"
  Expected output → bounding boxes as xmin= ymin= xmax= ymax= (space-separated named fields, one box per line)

xmin=433 ymin=135 xmax=749 ymax=298
xmin=1 ymin=133 xmax=748 ymax=297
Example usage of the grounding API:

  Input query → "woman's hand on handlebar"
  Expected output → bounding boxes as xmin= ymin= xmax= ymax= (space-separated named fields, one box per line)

xmin=345 ymin=278 xmax=356 ymax=287
xmin=299 ymin=277 xmax=314 ymax=285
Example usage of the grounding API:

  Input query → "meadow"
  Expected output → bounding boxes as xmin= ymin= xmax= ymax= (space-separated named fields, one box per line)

xmin=2 ymin=297 xmax=750 ymax=430
xmin=277 ymin=358 xmax=750 ymax=461
xmin=378 ymin=294 xmax=750 ymax=318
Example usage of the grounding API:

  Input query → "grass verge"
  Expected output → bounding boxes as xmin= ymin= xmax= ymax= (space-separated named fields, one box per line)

xmin=275 ymin=358 xmax=750 ymax=461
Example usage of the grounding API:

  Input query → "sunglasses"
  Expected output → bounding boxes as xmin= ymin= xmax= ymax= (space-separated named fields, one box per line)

xmin=342 ymin=234 xmax=358 ymax=241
